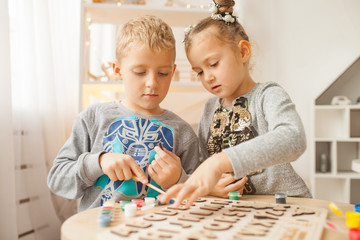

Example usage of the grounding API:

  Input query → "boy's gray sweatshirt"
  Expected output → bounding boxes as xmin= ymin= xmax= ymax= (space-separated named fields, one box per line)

xmin=198 ymin=82 xmax=311 ymax=197
xmin=47 ymin=101 xmax=200 ymax=211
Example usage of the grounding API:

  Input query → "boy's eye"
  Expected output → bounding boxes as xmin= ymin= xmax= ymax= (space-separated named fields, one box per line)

xmin=158 ymin=72 xmax=169 ymax=76
xmin=134 ymin=71 xmax=145 ymax=75
xmin=133 ymin=69 xmax=146 ymax=75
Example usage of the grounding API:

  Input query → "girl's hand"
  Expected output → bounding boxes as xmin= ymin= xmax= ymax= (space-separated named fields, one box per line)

xmin=159 ymin=152 xmax=231 ymax=208
xmin=99 ymin=152 xmax=148 ymax=184
xmin=209 ymin=174 xmax=248 ymax=198
xmin=148 ymin=146 xmax=181 ymax=189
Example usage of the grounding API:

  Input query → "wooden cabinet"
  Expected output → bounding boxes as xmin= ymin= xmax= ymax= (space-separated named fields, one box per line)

xmin=312 ymin=57 xmax=360 ymax=204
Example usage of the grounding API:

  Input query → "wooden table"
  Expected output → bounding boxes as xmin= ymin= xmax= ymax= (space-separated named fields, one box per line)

xmin=61 ymin=195 xmax=354 ymax=240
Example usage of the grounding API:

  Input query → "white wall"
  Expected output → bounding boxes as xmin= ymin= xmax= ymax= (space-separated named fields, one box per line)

xmin=237 ymin=0 xmax=360 ymax=186
xmin=0 ymin=0 xmax=18 ymax=239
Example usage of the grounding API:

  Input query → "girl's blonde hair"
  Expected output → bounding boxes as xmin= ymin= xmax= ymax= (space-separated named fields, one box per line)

xmin=116 ymin=15 xmax=176 ymax=62
xmin=184 ymin=17 xmax=249 ymax=54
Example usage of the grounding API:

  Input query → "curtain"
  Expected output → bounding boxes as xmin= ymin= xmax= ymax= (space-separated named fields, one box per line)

xmin=8 ymin=0 xmax=81 ymax=239
xmin=0 ymin=1 xmax=17 ymax=239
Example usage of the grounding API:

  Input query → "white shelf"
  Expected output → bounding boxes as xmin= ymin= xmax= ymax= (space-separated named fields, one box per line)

xmin=315 ymin=137 xmax=360 ymax=142
xmin=312 ymin=57 xmax=360 ymax=204
xmin=315 ymin=105 xmax=360 ymax=110
xmin=315 ymin=172 xmax=360 ymax=179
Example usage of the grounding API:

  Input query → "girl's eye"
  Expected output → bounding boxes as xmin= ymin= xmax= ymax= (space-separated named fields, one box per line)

xmin=197 ymin=71 xmax=203 ymax=77
xmin=210 ymin=62 xmax=218 ymax=67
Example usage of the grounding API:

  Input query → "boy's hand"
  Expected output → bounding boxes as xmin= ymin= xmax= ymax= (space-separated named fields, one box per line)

xmin=99 ymin=152 xmax=148 ymax=184
xmin=209 ymin=174 xmax=247 ymax=198
xmin=148 ymin=146 xmax=181 ymax=189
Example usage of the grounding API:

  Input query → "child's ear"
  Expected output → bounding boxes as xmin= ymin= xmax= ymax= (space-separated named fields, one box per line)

xmin=238 ymin=40 xmax=251 ymax=63
xmin=173 ymin=64 xmax=177 ymax=73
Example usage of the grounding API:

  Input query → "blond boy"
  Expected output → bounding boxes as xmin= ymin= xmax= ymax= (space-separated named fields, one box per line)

xmin=47 ymin=16 xmax=200 ymax=211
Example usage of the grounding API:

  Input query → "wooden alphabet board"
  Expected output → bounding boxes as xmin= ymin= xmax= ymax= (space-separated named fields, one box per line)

xmin=97 ymin=197 xmax=327 ymax=240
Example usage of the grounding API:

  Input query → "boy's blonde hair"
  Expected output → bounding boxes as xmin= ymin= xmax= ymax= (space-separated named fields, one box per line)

xmin=116 ymin=15 xmax=176 ymax=63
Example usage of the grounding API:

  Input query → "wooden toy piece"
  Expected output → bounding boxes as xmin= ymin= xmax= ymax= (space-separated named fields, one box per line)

xmin=265 ymin=209 xmax=285 ymax=216
xmin=126 ymin=220 xmax=153 ymax=228
xmin=143 ymin=214 xmax=167 ymax=221
xmin=200 ymin=204 xmax=223 ymax=211
xmin=249 ymin=219 xmax=275 ymax=228
xmin=214 ymin=216 xmax=239 ymax=223
xmin=288 ymin=219 xmax=312 ymax=228
xmin=237 ymin=228 xmax=267 ymax=236
xmin=272 ymin=206 xmax=287 ymax=212
xmin=210 ymin=199 xmax=232 ymax=205
xmin=185 ymin=230 xmax=217 ymax=239
xmin=195 ymin=198 xmax=207 ymax=202
xmin=203 ymin=221 xmax=233 ymax=231
xmin=292 ymin=208 xmax=316 ymax=216
xmin=110 ymin=227 xmax=138 ymax=237
xmin=254 ymin=212 xmax=279 ymax=220
xmin=222 ymin=211 xmax=238 ymax=217
xmin=231 ymin=202 xmax=254 ymax=208
xmin=278 ymin=227 xmax=307 ymax=240
xmin=252 ymin=203 xmax=271 ymax=210
xmin=181 ymin=200 xmax=196 ymax=206
xmin=216 ymin=199 xmax=233 ymax=203
xmin=154 ymin=209 xmax=178 ymax=216
xmin=158 ymin=228 xmax=180 ymax=233
xmin=178 ymin=214 xmax=204 ymax=222
xmin=242 ymin=224 xmax=270 ymax=233
xmin=236 ymin=212 xmax=247 ymax=218
xmin=228 ymin=207 xmax=251 ymax=212
xmin=139 ymin=231 xmax=172 ymax=240
xmin=168 ymin=205 xmax=189 ymax=211
xmin=189 ymin=209 xmax=214 ymax=216
xmin=169 ymin=220 xmax=192 ymax=228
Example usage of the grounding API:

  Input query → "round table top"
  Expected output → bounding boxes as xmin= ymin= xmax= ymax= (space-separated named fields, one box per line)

xmin=61 ymin=195 xmax=355 ymax=240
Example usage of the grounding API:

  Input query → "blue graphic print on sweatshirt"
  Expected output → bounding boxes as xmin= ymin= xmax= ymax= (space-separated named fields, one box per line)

xmin=95 ymin=116 xmax=174 ymax=205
